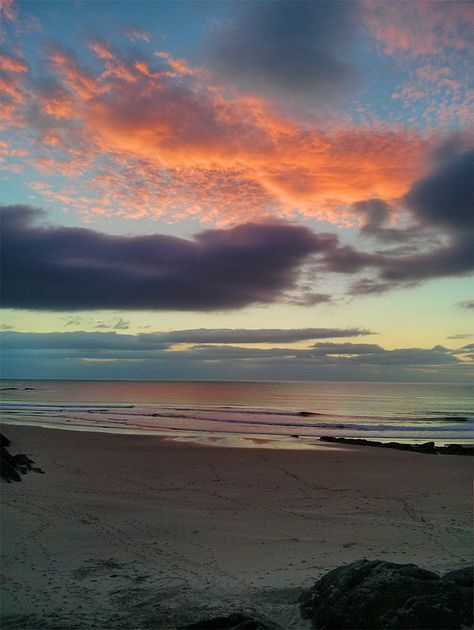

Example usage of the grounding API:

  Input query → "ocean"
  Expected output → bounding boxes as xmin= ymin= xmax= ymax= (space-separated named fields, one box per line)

xmin=0 ymin=379 xmax=472 ymax=447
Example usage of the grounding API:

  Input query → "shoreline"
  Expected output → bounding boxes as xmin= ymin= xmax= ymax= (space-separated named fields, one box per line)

xmin=1 ymin=424 xmax=472 ymax=629
xmin=0 ymin=419 xmax=472 ymax=450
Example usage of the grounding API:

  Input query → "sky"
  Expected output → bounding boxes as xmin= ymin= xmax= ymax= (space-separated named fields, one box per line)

xmin=0 ymin=0 xmax=473 ymax=382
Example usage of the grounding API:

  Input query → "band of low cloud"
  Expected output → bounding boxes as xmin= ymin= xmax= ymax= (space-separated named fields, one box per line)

xmin=1 ymin=330 xmax=469 ymax=382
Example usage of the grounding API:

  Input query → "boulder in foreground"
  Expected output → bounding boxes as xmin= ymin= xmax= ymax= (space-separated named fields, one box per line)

xmin=300 ymin=559 xmax=473 ymax=629
xmin=185 ymin=613 xmax=271 ymax=629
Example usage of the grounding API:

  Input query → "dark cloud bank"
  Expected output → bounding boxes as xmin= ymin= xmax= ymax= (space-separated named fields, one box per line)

xmin=1 ymin=144 xmax=472 ymax=310
xmin=346 ymin=147 xmax=473 ymax=294
xmin=1 ymin=207 xmax=330 ymax=310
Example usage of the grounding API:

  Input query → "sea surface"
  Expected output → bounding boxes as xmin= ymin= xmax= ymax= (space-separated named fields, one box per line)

xmin=0 ymin=379 xmax=473 ymax=447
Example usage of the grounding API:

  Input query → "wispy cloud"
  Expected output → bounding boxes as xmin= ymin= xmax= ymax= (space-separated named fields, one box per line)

xmin=458 ymin=300 xmax=474 ymax=310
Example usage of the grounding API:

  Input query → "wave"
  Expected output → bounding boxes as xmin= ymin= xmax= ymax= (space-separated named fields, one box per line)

xmin=1 ymin=405 xmax=472 ymax=432
xmin=0 ymin=401 xmax=471 ymax=423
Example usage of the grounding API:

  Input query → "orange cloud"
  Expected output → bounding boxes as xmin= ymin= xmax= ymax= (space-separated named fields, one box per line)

xmin=154 ymin=51 xmax=198 ymax=77
xmin=0 ymin=52 xmax=28 ymax=73
xmin=12 ymin=43 xmax=434 ymax=224
xmin=87 ymin=39 xmax=114 ymax=60
xmin=48 ymin=46 xmax=106 ymax=100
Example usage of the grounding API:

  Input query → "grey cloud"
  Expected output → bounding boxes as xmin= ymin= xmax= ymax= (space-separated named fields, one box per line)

xmin=458 ymin=300 xmax=474 ymax=309
xmin=0 ymin=331 xmax=169 ymax=351
xmin=0 ymin=327 xmax=374 ymax=352
xmin=353 ymin=198 xmax=421 ymax=243
xmin=206 ymin=0 xmax=360 ymax=102
xmin=1 ymin=206 xmax=331 ymax=311
xmin=404 ymin=149 xmax=473 ymax=233
xmin=145 ymin=327 xmax=374 ymax=344
xmin=310 ymin=342 xmax=384 ymax=355
xmin=348 ymin=147 xmax=474 ymax=292
xmin=353 ymin=198 xmax=390 ymax=233
xmin=1 ymin=332 xmax=465 ymax=382
xmin=286 ymin=292 xmax=333 ymax=307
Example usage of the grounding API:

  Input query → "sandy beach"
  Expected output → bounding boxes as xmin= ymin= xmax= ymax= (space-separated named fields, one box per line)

xmin=1 ymin=425 xmax=472 ymax=629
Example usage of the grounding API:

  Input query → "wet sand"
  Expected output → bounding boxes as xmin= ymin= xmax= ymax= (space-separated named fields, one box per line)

xmin=1 ymin=424 xmax=472 ymax=629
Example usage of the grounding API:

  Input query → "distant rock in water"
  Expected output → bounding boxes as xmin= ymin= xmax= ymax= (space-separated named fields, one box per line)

xmin=319 ymin=436 xmax=473 ymax=456
xmin=300 ymin=559 xmax=473 ymax=630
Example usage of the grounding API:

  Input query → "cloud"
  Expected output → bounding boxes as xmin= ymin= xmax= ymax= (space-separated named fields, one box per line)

xmin=3 ymin=185 xmax=472 ymax=313
xmin=377 ymin=148 xmax=473 ymax=283
xmin=310 ymin=342 xmax=384 ymax=355
xmin=1 ymin=331 xmax=469 ymax=382
xmin=351 ymin=198 xmax=419 ymax=243
xmin=0 ymin=206 xmax=332 ymax=311
xmin=364 ymin=0 xmax=473 ymax=58
xmin=458 ymin=300 xmax=474 ymax=309
xmin=145 ymin=327 xmax=374 ymax=345
xmin=347 ymin=146 xmax=474 ymax=292
xmin=4 ymin=38 xmax=429 ymax=223
xmin=0 ymin=328 xmax=374 ymax=351
xmin=404 ymin=149 xmax=473 ymax=233
xmin=0 ymin=0 xmax=17 ymax=21
xmin=286 ymin=292 xmax=333 ymax=307
xmin=123 ymin=28 xmax=150 ymax=42
xmin=206 ymin=1 xmax=360 ymax=103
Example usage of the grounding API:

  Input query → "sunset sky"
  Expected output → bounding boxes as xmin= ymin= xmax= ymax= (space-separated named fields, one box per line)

xmin=0 ymin=0 xmax=473 ymax=382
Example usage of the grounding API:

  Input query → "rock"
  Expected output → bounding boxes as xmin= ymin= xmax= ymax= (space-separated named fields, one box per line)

xmin=300 ymin=559 xmax=473 ymax=629
xmin=1 ymin=458 xmax=22 ymax=482
xmin=0 ymin=433 xmax=11 ymax=447
xmin=319 ymin=436 xmax=473 ymax=456
xmin=443 ymin=566 xmax=473 ymax=588
xmin=413 ymin=441 xmax=437 ymax=454
xmin=439 ymin=444 xmax=474 ymax=456
xmin=0 ymin=443 xmax=44 ymax=481
xmin=185 ymin=613 xmax=270 ymax=629
xmin=12 ymin=453 xmax=35 ymax=466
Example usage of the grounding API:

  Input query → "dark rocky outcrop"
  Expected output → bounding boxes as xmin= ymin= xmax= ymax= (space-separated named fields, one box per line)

xmin=185 ymin=613 xmax=270 ymax=629
xmin=300 ymin=559 xmax=473 ymax=629
xmin=1 ymin=432 xmax=11 ymax=447
xmin=319 ymin=436 xmax=473 ymax=456
xmin=0 ymin=435 xmax=44 ymax=482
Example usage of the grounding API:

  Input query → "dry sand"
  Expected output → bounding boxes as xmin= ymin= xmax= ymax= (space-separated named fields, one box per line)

xmin=1 ymin=425 xmax=472 ymax=629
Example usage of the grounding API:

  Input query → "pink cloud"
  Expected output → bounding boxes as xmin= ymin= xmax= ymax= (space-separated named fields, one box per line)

xmin=87 ymin=39 xmax=114 ymax=60
xmin=0 ymin=0 xmax=17 ymax=21
xmin=9 ymin=42 xmax=436 ymax=224
xmin=154 ymin=51 xmax=198 ymax=77
xmin=0 ymin=52 xmax=28 ymax=73
xmin=364 ymin=0 xmax=473 ymax=57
